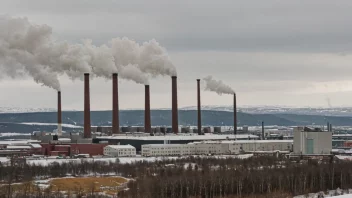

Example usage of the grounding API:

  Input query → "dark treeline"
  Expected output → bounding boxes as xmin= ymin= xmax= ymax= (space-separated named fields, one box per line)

xmin=0 ymin=156 xmax=352 ymax=197
xmin=124 ymin=157 xmax=352 ymax=198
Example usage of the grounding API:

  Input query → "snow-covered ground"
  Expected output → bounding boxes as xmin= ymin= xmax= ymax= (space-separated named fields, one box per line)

xmin=0 ymin=132 xmax=31 ymax=137
xmin=295 ymin=189 xmax=352 ymax=197
xmin=21 ymin=122 xmax=82 ymax=128
xmin=0 ymin=107 xmax=57 ymax=113
xmin=24 ymin=154 xmax=253 ymax=166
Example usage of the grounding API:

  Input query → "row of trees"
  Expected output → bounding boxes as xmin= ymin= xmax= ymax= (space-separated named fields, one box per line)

xmin=0 ymin=156 xmax=350 ymax=197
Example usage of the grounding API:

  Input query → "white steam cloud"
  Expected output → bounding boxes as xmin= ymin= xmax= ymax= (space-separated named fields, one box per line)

xmin=203 ymin=75 xmax=235 ymax=95
xmin=110 ymin=37 xmax=177 ymax=78
xmin=118 ymin=64 xmax=150 ymax=85
xmin=0 ymin=16 xmax=176 ymax=89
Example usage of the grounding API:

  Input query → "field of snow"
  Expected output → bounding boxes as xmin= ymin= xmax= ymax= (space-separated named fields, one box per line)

xmin=25 ymin=154 xmax=253 ymax=166
xmin=0 ymin=133 xmax=31 ymax=137
xmin=21 ymin=122 xmax=82 ymax=128
xmin=295 ymin=189 xmax=352 ymax=198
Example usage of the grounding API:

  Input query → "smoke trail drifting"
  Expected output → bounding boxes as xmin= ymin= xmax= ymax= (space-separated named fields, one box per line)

xmin=110 ymin=37 xmax=176 ymax=79
xmin=139 ymin=39 xmax=176 ymax=77
xmin=83 ymin=40 xmax=117 ymax=78
xmin=203 ymin=75 xmax=235 ymax=95
xmin=0 ymin=16 xmax=61 ymax=90
xmin=0 ymin=16 xmax=175 ymax=88
xmin=0 ymin=15 xmax=98 ymax=90
xmin=118 ymin=64 xmax=150 ymax=85
xmin=109 ymin=38 xmax=149 ymax=84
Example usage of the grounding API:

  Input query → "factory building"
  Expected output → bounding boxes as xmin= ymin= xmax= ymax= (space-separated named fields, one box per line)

xmin=94 ymin=134 xmax=259 ymax=151
xmin=41 ymin=143 xmax=108 ymax=157
xmin=141 ymin=140 xmax=292 ymax=156
xmin=142 ymin=144 xmax=195 ymax=156
xmin=103 ymin=145 xmax=136 ymax=157
xmin=0 ymin=141 xmax=42 ymax=157
xmin=293 ymin=127 xmax=332 ymax=155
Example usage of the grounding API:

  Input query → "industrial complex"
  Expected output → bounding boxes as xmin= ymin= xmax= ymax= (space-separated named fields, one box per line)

xmin=0 ymin=72 xmax=347 ymax=162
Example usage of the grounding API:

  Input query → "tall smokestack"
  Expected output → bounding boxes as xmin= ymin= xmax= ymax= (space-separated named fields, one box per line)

xmin=145 ymin=85 xmax=152 ymax=135
xmin=197 ymin=79 xmax=202 ymax=135
xmin=84 ymin=73 xmax=91 ymax=138
xmin=172 ymin=76 xmax=178 ymax=134
xmin=262 ymin=121 xmax=265 ymax=140
xmin=57 ymin=91 xmax=62 ymax=136
xmin=234 ymin=93 xmax=237 ymax=135
xmin=112 ymin=73 xmax=120 ymax=134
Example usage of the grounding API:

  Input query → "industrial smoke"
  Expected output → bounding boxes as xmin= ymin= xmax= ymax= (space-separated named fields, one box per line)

xmin=0 ymin=16 xmax=176 ymax=88
xmin=0 ymin=15 xmax=95 ymax=90
xmin=203 ymin=75 xmax=235 ymax=95
xmin=110 ymin=37 xmax=177 ymax=79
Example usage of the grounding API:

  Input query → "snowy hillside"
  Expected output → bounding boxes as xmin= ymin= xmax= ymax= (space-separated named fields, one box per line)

xmin=0 ymin=107 xmax=57 ymax=113
xmin=180 ymin=105 xmax=352 ymax=116
xmin=1 ymin=105 xmax=352 ymax=116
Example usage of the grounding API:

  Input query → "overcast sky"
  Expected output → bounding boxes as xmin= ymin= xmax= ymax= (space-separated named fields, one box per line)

xmin=1 ymin=0 xmax=352 ymax=110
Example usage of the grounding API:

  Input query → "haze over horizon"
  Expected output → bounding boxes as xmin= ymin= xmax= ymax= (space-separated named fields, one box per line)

xmin=1 ymin=1 xmax=352 ymax=110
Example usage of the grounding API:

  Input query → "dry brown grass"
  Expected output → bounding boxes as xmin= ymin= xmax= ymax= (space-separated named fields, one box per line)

xmin=1 ymin=176 xmax=128 ymax=196
xmin=50 ymin=177 xmax=128 ymax=195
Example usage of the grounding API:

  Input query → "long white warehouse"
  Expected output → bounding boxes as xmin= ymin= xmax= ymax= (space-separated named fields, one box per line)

xmin=141 ymin=140 xmax=293 ymax=157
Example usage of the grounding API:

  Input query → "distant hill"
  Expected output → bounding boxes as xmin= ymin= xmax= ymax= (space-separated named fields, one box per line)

xmin=0 ymin=110 xmax=350 ymax=133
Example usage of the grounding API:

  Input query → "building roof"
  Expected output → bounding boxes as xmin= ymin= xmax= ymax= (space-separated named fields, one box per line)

xmin=30 ymin=144 xmax=42 ymax=148
xmin=0 ymin=140 xmax=40 ymax=145
xmin=7 ymin=145 xmax=31 ymax=149
xmin=334 ymin=134 xmax=352 ymax=137
xmin=335 ymin=155 xmax=352 ymax=160
xmin=97 ymin=134 xmax=259 ymax=141
xmin=252 ymin=150 xmax=290 ymax=153
xmin=192 ymin=140 xmax=293 ymax=144
xmin=143 ymin=144 xmax=185 ymax=147
xmin=106 ymin=145 xmax=135 ymax=149
xmin=58 ymin=138 xmax=71 ymax=141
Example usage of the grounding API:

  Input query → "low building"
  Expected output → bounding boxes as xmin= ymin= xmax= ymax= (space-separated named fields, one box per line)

xmin=293 ymin=127 xmax=332 ymax=155
xmin=142 ymin=144 xmax=195 ymax=156
xmin=191 ymin=141 xmax=229 ymax=155
xmin=41 ymin=143 xmax=108 ymax=157
xmin=103 ymin=145 xmax=136 ymax=157
xmin=94 ymin=134 xmax=260 ymax=151
xmin=141 ymin=140 xmax=293 ymax=157
xmin=0 ymin=142 xmax=42 ymax=157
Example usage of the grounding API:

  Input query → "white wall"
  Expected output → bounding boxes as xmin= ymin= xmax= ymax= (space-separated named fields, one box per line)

xmin=142 ymin=140 xmax=292 ymax=156
xmin=104 ymin=145 xmax=136 ymax=157
xmin=293 ymin=128 xmax=332 ymax=155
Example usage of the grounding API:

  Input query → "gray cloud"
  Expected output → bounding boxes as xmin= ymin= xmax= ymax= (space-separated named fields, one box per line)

xmin=1 ymin=0 xmax=352 ymax=109
xmin=3 ymin=0 xmax=352 ymax=52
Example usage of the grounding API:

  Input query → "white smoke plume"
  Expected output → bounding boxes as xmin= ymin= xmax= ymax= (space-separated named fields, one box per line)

xmin=109 ymin=38 xmax=149 ymax=84
xmin=325 ymin=97 xmax=332 ymax=108
xmin=83 ymin=40 xmax=117 ymax=78
xmin=118 ymin=64 xmax=149 ymax=85
xmin=0 ymin=15 xmax=97 ymax=90
xmin=0 ymin=16 xmax=175 ymax=89
xmin=203 ymin=75 xmax=235 ymax=95
xmin=110 ymin=37 xmax=177 ymax=78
